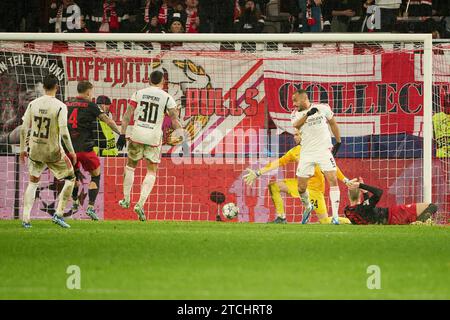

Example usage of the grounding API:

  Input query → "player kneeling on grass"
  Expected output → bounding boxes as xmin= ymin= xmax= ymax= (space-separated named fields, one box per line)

xmin=345 ymin=177 xmax=438 ymax=225
xmin=117 ymin=70 xmax=183 ymax=221
xmin=244 ymin=129 xmax=352 ymax=224
xmin=19 ymin=75 xmax=76 ymax=229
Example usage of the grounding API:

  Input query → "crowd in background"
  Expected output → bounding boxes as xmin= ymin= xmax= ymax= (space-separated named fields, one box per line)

xmin=0 ymin=0 xmax=448 ymax=38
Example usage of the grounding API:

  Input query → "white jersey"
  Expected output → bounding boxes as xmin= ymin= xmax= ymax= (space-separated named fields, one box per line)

xmin=22 ymin=95 xmax=68 ymax=163
xmin=291 ymin=103 xmax=334 ymax=154
xmin=129 ymin=86 xmax=177 ymax=146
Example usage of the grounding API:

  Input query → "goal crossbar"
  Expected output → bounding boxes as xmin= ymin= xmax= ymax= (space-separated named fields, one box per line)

xmin=0 ymin=32 xmax=433 ymax=43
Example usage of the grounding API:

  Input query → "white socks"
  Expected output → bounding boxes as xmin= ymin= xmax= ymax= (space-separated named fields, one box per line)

xmin=124 ymin=166 xmax=156 ymax=207
xmin=138 ymin=173 xmax=156 ymax=207
xmin=329 ymin=186 xmax=341 ymax=220
xmin=300 ymin=191 xmax=312 ymax=209
xmin=56 ymin=178 xmax=75 ymax=217
xmin=23 ymin=182 xmax=39 ymax=223
xmin=123 ymin=166 xmax=135 ymax=202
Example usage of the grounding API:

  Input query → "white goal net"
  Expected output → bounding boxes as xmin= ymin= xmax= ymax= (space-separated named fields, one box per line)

xmin=0 ymin=33 xmax=446 ymax=224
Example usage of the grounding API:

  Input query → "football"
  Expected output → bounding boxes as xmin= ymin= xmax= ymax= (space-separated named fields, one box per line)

xmin=222 ymin=203 xmax=239 ymax=219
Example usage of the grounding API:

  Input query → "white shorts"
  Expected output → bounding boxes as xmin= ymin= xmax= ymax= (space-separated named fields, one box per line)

xmin=28 ymin=155 xmax=74 ymax=180
xmin=296 ymin=149 xmax=337 ymax=178
xmin=127 ymin=141 xmax=162 ymax=164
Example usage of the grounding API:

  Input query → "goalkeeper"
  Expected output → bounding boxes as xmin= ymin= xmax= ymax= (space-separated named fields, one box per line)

xmin=243 ymin=130 xmax=352 ymax=224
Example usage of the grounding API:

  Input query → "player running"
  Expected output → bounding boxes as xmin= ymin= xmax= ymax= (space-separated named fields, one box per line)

xmin=243 ymin=129 xmax=352 ymax=224
xmin=291 ymin=89 xmax=342 ymax=224
xmin=345 ymin=177 xmax=438 ymax=225
xmin=117 ymin=70 xmax=183 ymax=221
xmin=19 ymin=74 xmax=76 ymax=229
xmin=65 ymin=81 xmax=121 ymax=220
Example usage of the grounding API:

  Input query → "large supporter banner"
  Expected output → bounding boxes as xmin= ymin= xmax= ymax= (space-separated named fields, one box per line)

xmin=63 ymin=52 xmax=266 ymax=156
xmin=265 ymin=52 xmax=449 ymax=138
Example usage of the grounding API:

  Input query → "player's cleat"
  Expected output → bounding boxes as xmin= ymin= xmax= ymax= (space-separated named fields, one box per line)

xmin=331 ymin=216 xmax=340 ymax=225
xmin=86 ymin=206 xmax=99 ymax=221
xmin=22 ymin=221 xmax=32 ymax=229
xmin=119 ymin=199 xmax=130 ymax=209
xmin=134 ymin=204 xmax=146 ymax=221
xmin=71 ymin=199 xmax=80 ymax=214
xmin=301 ymin=206 xmax=314 ymax=224
xmin=52 ymin=214 xmax=71 ymax=228
xmin=269 ymin=216 xmax=287 ymax=224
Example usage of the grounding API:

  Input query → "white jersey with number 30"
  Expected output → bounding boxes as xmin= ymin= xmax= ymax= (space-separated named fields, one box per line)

xmin=129 ymin=86 xmax=177 ymax=146
xmin=291 ymin=103 xmax=334 ymax=154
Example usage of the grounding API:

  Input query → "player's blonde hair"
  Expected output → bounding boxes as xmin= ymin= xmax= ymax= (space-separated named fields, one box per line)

xmin=348 ymin=188 xmax=361 ymax=202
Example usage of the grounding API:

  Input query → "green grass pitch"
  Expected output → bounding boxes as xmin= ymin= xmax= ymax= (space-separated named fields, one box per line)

xmin=0 ymin=220 xmax=449 ymax=299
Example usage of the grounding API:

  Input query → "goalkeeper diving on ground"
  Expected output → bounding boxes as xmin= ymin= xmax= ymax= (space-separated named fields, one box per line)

xmin=243 ymin=129 xmax=352 ymax=224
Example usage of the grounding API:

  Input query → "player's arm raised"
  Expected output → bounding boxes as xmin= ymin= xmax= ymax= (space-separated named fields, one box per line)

xmin=292 ymin=114 xmax=308 ymax=130
xmin=351 ymin=180 xmax=383 ymax=207
xmin=291 ymin=106 xmax=319 ymax=130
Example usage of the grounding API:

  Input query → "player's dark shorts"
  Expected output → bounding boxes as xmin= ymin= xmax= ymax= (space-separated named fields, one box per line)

xmin=74 ymin=150 xmax=101 ymax=172
xmin=388 ymin=204 xmax=417 ymax=225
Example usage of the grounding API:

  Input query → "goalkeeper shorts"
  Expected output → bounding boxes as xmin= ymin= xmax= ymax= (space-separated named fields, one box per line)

xmin=283 ymin=178 xmax=327 ymax=215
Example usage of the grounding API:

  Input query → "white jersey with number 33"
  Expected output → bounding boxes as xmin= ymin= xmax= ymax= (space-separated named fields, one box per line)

xmin=291 ymin=103 xmax=334 ymax=154
xmin=129 ymin=86 xmax=177 ymax=146
xmin=22 ymin=95 xmax=68 ymax=163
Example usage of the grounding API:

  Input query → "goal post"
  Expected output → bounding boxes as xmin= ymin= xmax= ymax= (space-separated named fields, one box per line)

xmin=0 ymin=32 xmax=441 ymax=223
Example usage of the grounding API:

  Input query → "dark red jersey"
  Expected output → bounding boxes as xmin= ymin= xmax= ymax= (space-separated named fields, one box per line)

xmin=344 ymin=183 xmax=389 ymax=225
xmin=65 ymin=97 xmax=103 ymax=152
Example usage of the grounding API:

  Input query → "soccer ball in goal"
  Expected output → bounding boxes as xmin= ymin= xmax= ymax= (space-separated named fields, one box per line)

xmin=222 ymin=203 xmax=239 ymax=220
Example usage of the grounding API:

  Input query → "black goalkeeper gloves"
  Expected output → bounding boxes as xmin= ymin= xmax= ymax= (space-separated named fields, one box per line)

xmin=117 ymin=134 xmax=126 ymax=151
xmin=332 ymin=142 xmax=341 ymax=157
xmin=306 ymin=107 xmax=318 ymax=117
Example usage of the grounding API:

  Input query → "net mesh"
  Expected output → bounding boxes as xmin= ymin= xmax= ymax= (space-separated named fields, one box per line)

xmin=0 ymin=39 xmax=447 ymax=224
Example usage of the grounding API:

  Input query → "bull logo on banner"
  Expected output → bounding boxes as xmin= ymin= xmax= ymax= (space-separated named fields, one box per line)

xmin=152 ymin=59 xmax=212 ymax=146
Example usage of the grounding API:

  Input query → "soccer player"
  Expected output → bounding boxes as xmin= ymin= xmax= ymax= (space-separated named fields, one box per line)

xmin=244 ymin=129 xmax=352 ymax=224
xmin=291 ymin=89 xmax=342 ymax=224
xmin=117 ymin=70 xmax=182 ymax=221
xmin=19 ymin=74 xmax=76 ymax=229
xmin=65 ymin=81 xmax=121 ymax=220
xmin=344 ymin=177 xmax=438 ymax=225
